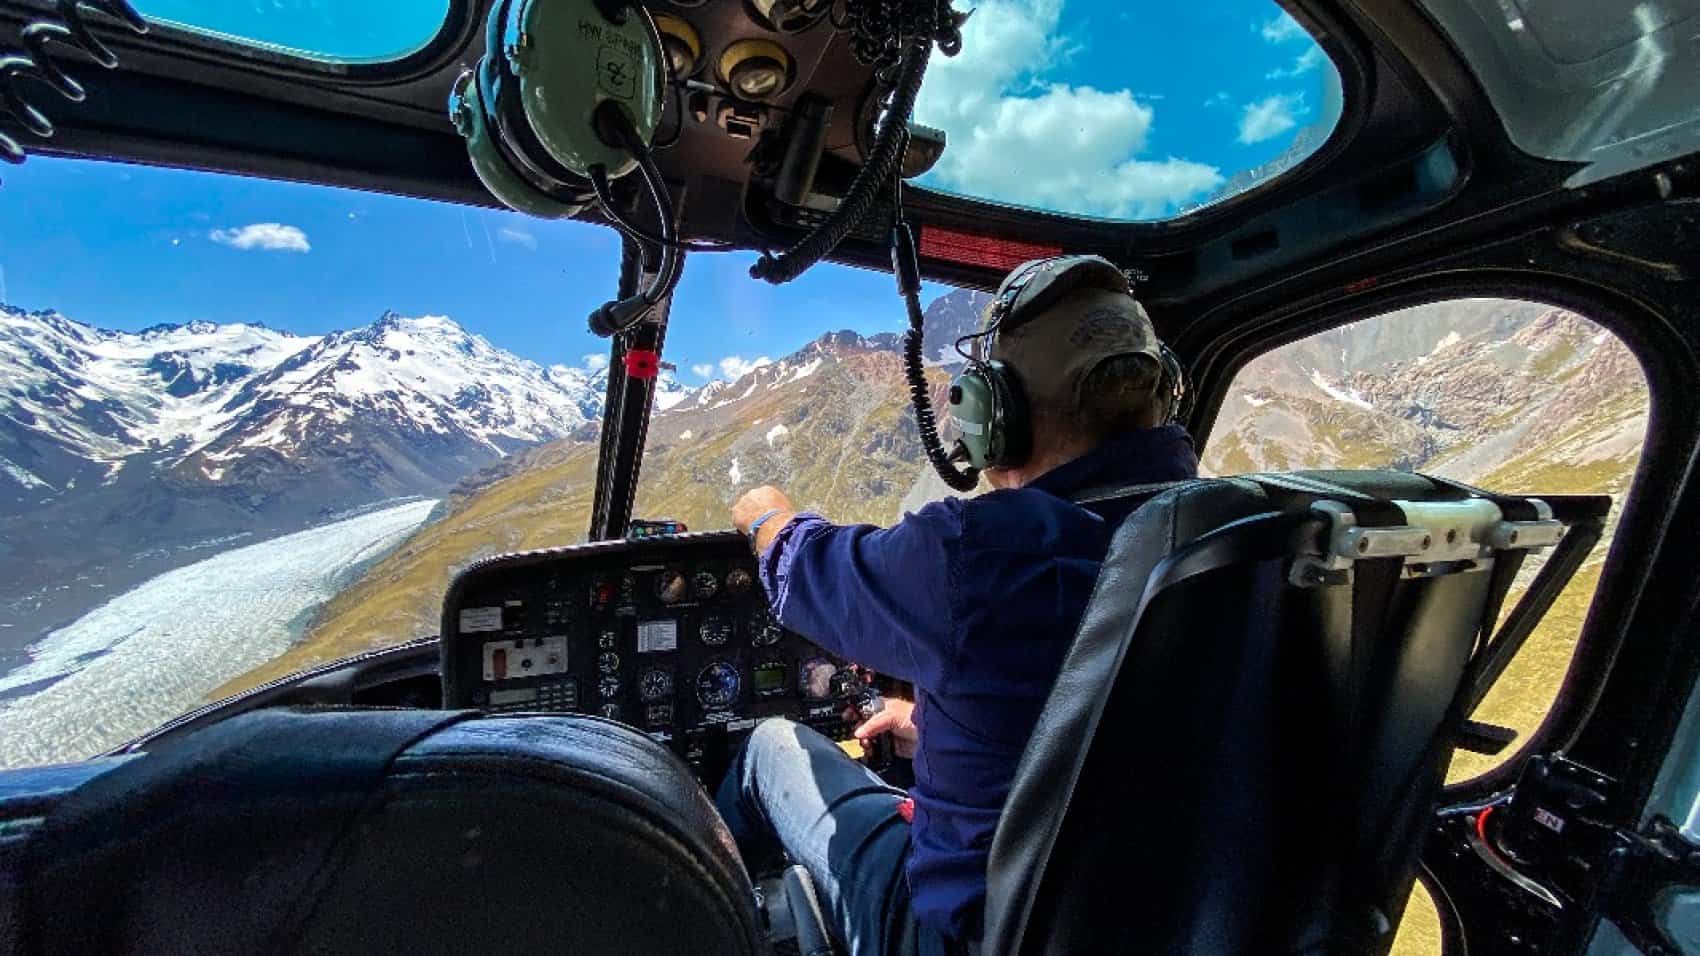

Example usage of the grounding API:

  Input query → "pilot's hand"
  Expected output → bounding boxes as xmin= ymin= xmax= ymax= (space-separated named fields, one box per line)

xmin=855 ymin=697 xmax=918 ymax=760
xmin=733 ymin=485 xmax=796 ymax=552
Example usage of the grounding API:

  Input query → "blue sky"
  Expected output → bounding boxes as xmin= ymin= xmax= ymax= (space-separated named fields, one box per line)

xmin=0 ymin=0 xmax=1339 ymax=382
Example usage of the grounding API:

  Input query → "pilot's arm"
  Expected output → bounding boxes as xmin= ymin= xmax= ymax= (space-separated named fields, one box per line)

xmin=733 ymin=485 xmax=957 ymax=690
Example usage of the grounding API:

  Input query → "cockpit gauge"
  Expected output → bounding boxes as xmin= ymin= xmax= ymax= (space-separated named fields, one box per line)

xmin=544 ymin=600 xmax=572 ymax=627
xmin=799 ymin=657 xmax=837 ymax=701
xmin=597 ymin=651 xmax=621 ymax=674
xmin=620 ymin=574 xmax=637 ymax=604
xmin=599 ymin=703 xmax=622 ymax=720
xmin=639 ymin=668 xmax=674 ymax=702
xmin=725 ymin=568 xmax=754 ymax=596
xmin=749 ymin=607 xmax=784 ymax=647
xmin=700 ymin=613 xmax=733 ymax=646
xmin=696 ymin=661 xmax=741 ymax=710
xmin=692 ymin=570 xmax=719 ymax=601
xmin=599 ymin=675 xmax=622 ymax=699
xmin=656 ymin=568 xmax=689 ymax=604
xmin=598 ymin=630 xmax=617 ymax=651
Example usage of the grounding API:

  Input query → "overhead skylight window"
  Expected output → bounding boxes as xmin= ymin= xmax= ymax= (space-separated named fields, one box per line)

xmin=910 ymin=0 xmax=1345 ymax=221
xmin=132 ymin=0 xmax=453 ymax=63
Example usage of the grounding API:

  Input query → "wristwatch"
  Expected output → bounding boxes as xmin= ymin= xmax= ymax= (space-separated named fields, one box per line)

xmin=747 ymin=508 xmax=785 ymax=547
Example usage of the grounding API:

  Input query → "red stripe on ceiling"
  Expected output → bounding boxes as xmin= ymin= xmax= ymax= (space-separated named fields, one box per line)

xmin=917 ymin=226 xmax=1063 ymax=273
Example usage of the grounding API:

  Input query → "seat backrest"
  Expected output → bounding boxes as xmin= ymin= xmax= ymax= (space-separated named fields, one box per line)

xmin=984 ymin=471 xmax=1563 ymax=956
xmin=9 ymin=710 xmax=762 ymax=956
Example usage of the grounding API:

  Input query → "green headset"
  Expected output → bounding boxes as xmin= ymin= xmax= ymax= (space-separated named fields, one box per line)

xmin=449 ymin=0 xmax=674 ymax=335
xmin=945 ymin=257 xmax=1187 ymax=472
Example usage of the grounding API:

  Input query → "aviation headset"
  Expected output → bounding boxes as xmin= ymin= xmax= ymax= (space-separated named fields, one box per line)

xmin=946 ymin=256 xmax=1188 ymax=472
xmin=450 ymin=0 xmax=672 ymax=333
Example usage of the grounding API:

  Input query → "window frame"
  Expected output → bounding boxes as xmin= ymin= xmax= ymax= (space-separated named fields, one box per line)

xmin=1183 ymin=270 xmax=1677 ymax=798
xmin=902 ymin=0 xmax=1372 ymax=229
xmin=68 ymin=0 xmax=478 ymax=82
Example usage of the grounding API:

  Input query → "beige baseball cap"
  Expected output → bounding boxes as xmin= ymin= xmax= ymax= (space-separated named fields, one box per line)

xmin=979 ymin=255 xmax=1163 ymax=410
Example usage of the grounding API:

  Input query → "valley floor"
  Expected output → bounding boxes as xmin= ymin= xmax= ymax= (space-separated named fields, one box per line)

xmin=0 ymin=498 xmax=436 ymax=769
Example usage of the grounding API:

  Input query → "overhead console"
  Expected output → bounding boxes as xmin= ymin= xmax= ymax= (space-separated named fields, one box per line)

xmin=441 ymin=532 xmax=859 ymax=783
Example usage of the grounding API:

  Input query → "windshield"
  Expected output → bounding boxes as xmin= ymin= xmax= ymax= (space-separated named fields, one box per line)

xmin=910 ymin=0 xmax=1345 ymax=220
xmin=0 ymin=156 xmax=962 ymax=767
xmin=132 ymin=0 xmax=453 ymax=63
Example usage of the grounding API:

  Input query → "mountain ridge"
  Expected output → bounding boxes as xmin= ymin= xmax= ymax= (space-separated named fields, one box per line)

xmin=0 ymin=303 xmax=657 ymax=645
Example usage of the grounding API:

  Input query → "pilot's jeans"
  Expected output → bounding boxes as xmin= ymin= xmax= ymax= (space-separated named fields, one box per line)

xmin=717 ymin=718 xmax=955 ymax=956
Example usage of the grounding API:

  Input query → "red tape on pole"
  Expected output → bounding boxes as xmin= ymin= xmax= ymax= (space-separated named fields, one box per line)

xmin=623 ymin=349 xmax=660 ymax=380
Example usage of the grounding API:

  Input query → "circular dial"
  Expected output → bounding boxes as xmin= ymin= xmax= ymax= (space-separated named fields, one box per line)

xmin=598 ymin=630 xmax=617 ymax=651
xmin=695 ymin=661 xmax=741 ymax=710
xmin=799 ymin=656 xmax=838 ymax=702
xmin=749 ymin=607 xmax=784 ymax=647
xmin=700 ymin=613 xmax=733 ymax=647
xmin=692 ymin=570 xmax=719 ymax=601
xmin=725 ymin=568 xmax=754 ymax=596
xmin=656 ymin=569 xmax=689 ymax=604
xmin=597 ymin=651 xmax=620 ymax=674
xmin=598 ymin=675 xmax=621 ymax=699
xmin=599 ymin=703 xmax=622 ymax=720
xmin=639 ymin=668 xmax=674 ymax=702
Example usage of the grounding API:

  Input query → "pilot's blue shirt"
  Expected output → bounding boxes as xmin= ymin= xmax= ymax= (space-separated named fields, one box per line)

xmin=757 ymin=425 xmax=1200 ymax=940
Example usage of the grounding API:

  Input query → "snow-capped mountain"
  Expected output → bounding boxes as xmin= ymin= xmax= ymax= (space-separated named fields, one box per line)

xmin=0 ymin=308 xmax=313 ymax=495
xmin=0 ymin=304 xmax=649 ymax=645
xmin=0 ymin=306 xmax=624 ymax=500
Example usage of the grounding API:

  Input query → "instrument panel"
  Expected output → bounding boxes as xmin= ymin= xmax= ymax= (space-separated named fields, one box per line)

xmin=441 ymin=532 xmax=857 ymax=783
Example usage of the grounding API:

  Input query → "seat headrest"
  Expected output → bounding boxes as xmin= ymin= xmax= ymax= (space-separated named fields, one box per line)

xmin=17 ymin=709 xmax=761 ymax=956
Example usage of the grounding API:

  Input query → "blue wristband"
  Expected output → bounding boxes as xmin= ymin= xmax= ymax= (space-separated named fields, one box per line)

xmin=747 ymin=508 xmax=785 ymax=541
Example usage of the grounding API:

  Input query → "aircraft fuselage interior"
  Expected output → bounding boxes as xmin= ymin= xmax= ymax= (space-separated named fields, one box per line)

xmin=2 ymin=0 xmax=1699 ymax=954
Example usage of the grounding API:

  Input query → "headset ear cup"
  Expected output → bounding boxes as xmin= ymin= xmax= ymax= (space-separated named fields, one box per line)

xmin=453 ymin=73 xmax=588 ymax=219
xmin=986 ymin=361 xmax=1030 ymax=468
xmin=947 ymin=366 xmax=997 ymax=471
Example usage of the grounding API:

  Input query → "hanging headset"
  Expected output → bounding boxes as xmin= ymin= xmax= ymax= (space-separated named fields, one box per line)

xmin=450 ymin=0 xmax=683 ymax=337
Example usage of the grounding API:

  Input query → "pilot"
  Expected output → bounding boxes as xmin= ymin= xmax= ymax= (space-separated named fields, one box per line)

xmin=721 ymin=255 xmax=1200 ymax=956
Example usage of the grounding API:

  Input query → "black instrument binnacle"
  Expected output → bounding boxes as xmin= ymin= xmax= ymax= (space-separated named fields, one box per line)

xmin=441 ymin=531 xmax=876 ymax=784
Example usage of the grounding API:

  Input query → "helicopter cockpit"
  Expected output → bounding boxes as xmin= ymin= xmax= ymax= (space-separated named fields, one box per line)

xmin=2 ymin=0 xmax=1698 ymax=954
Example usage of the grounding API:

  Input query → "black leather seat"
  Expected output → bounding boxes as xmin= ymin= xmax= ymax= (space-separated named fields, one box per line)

xmin=4 ymin=710 xmax=762 ymax=955
xmin=983 ymin=471 xmax=1587 ymax=956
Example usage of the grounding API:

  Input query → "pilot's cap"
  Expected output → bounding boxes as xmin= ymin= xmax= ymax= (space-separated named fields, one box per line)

xmin=981 ymin=255 xmax=1162 ymax=410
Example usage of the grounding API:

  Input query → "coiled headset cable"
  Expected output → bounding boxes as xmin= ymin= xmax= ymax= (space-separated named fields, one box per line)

xmin=749 ymin=0 xmax=963 ymax=286
xmin=1 ymin=0 xmax=148 ymax=180
xmin=893 ymin=216 xmax=979 ymax=492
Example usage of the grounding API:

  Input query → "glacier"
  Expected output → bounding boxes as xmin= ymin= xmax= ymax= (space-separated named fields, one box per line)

xmin=0 ymin=499 xmax=437 ymax=770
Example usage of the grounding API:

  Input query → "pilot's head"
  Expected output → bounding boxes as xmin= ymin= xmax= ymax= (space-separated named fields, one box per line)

xmin=962 ymin=255 xmax=1179 ymax=487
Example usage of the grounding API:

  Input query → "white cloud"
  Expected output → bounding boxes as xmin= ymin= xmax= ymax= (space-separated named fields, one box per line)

xmin=583 ymin=353 xmax=608 ymax=371
xmin=1238 ymin=94 xmax=1307 ymax=144
xmin=497 ymin=225 xmax=537 ymax=250
xmin=718 ymin=355 xmax=772 ymax=380
xmin=1266 ymin=47 xmax=1325 ymax=80
xmin=1204 ymin=91 xmax=1232 ymax=108
xmin=913 ymin=0 xmax=1222 ymax=219
xmin=209 ymin=223 xmax=310 ymax=253
xmin=1260 ymin=13 xmax=1308 ymax=43
xmin=691 ymin=363 xmax=715 ymax=378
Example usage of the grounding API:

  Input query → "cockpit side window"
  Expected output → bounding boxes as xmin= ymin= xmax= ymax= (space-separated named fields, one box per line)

xmin=1201 ymin=297 xmax=1649 ymax=784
